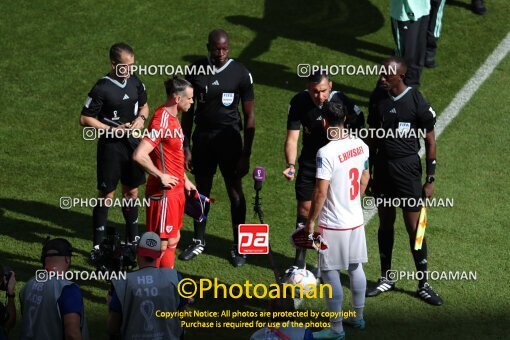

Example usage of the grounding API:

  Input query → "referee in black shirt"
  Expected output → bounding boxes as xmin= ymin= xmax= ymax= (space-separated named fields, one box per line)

xmin=80 ymin=43 xmax=148 ymax=260
xmin=365 ymin=57 xmax=442 ymax=305
xmin=283 ymin=71 xmax=364 ymax=270
xmin=180 ymin=29 xmax=255 ymax=267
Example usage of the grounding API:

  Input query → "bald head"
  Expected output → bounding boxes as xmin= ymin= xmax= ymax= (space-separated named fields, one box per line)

xmin=208 ymin=29 xmax=229 ymax=45
xmin=207 ymin=29 xmax=230 ymax=67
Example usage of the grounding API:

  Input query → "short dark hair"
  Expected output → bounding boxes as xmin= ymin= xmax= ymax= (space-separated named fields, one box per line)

xmin=384 ymin=55 xmax=407 ymax=67
xmin=208 ymin=29 xmax=229 ymax=44
xmin=322 ymin=101 xmax=346 ymax=127
xmin=383 ymin=55 xmax=407 ymax=75
xmin=109 ymin=43 xmax=134 ymax=64
xmin=164 ymin=77 xmax=192 ymax=97
xmin=308 ymin=70 xmax=329 ymax=84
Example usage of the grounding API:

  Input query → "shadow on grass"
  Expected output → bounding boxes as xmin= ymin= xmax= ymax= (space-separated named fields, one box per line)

xmin=182 ymin=54 xmax=371 ymax=106
xmin=446 ymin=0 xmax=472 ymax=11
xmin=0 ymin=198 xmax=298 ymax=280
xmin=0 ymin=198 xmax=100 ymax=245
xmin=227 ymin=0 xmax=391 ymax=64
xmin=179 ymin=1 xmax=391 ymax=103
xmin=208 ymin=0 xmax=389 ymax=102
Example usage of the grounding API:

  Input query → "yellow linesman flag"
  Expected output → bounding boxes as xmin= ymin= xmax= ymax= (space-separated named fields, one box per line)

xmin=414 ymin=207 xmax=427 ymax=250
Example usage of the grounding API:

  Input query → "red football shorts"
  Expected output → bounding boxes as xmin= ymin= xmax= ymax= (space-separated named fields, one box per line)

xmin=146 ymin=193 xmax=185 ymax=239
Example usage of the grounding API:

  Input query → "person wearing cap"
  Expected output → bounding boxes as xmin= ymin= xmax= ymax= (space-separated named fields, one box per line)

xmin=108 ymin=232 xmax=185 ymax=339
xmin=19 ymin=238 xmax=89 ymax=340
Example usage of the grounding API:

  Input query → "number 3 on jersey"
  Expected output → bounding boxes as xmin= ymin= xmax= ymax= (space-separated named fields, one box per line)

xmin=349 ymin=168 xmax=360 ymax=200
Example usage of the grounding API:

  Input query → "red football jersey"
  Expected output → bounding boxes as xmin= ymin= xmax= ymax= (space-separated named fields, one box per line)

xmin=144 ymin=105 xmax=185 ymax=197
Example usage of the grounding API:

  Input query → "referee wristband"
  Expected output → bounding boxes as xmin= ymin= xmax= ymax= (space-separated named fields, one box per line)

xmin=287 ymin=163 xmax=295 ymax=168
xmin=426 ymin=159 xmax=436 ymax=175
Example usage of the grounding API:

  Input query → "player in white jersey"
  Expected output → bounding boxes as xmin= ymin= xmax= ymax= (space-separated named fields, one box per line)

xmin=305 ymin=101 xmax=370 ymax=340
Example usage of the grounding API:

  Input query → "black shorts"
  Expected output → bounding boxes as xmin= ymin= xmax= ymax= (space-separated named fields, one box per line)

xmin=373 ymin=154 xmax=423 ymax=212
xmin=97 ymin=140 xmax=146 ymax=193
xmin=191 ymin=127 xmax=242 ymax=178
xmin=295 ymin=161 xmax=316 ymax=202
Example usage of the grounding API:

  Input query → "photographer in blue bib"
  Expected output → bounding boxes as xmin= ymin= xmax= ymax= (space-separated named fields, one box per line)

xmin=19 ymin=238 xmax=89 ymax=340
xmin=108 ymin=232 xmax=187 ymax=339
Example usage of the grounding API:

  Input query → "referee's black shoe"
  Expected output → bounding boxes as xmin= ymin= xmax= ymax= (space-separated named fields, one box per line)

xmin=230 ymin=244 xmax=247 ymax=267
xmin=416 ymin=283 xmax=443 ymax=306
xmin=178 ymin=239 xmax=205 ymax=261
xmin=366 ymin=277 xmax=395 ymax=297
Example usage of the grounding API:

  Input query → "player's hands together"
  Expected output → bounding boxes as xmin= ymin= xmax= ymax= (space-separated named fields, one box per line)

xmin=236 ymin=153 xmax=250 ymax=178
xmin=160 ymin=174 xmax=179 ymax=188
xmin=130 ymin=116 xmax=145 ymax=130
xmin=114 ymin=122 xmax=132 ymax=130
xmin=422 ymin=182 xmax=434 ymax=199
xmin=184 ymin=147 xmax=193 ymax=171
xmin=282 ymin=165 xmax=295 ymax=181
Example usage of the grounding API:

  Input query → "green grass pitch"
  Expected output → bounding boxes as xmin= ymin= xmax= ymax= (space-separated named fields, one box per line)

xmin=1 ymin=0 xmax=509 ymax=339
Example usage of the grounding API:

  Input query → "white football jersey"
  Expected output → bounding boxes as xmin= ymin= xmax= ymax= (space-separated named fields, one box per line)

xmin=316 ymin=136 xmax=369 ymax=229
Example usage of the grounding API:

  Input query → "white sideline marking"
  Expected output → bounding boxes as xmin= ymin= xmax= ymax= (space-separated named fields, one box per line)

xmin=363 ymin=31 xmax=510 ymax=224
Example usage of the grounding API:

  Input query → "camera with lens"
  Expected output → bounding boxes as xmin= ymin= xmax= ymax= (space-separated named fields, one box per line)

xmin=93 ymin=227 xmax=137 ymax=272
xmin=0 ymin=266 xmax=13 ymax=291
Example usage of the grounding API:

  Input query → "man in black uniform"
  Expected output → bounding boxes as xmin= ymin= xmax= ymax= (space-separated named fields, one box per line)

xmin=80 ymin=43 xmax=149 ymax=260
xmin=365 ymin=57 xmax=442 ymax=306
xmin=283 ymin=71 xmax=364 ymax=270
xmin=180 ymin=29 xmax=255 ymax=267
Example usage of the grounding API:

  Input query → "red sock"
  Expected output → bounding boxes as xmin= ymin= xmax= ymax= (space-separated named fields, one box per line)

xmin=160 ymin=243 xmax=177 ymax=268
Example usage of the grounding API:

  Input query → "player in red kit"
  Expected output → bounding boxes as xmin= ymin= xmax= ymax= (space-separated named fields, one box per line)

xmin=133 ymin=77 xmax=196 ymax=268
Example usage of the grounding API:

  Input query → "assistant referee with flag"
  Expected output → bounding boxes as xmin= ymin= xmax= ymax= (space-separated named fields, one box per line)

xmin=365 ymin=57 xmax=442 ymax=306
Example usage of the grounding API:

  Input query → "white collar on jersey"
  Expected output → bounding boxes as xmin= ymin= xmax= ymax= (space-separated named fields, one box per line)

xmin=103 ymin=76 xmax=128 ymax=89
xmin=389 ymin=86 xmax=412 ymax=101
xmin=208 ymin=57 xmax=234 ymax=74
